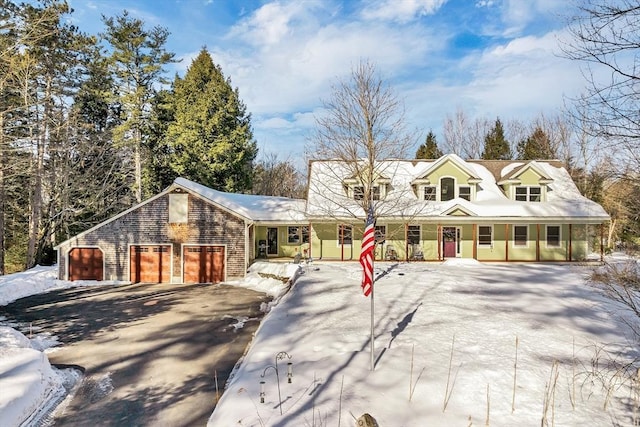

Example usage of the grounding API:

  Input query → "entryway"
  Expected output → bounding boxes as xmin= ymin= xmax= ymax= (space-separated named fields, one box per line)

xmin=442 ymin=227 xmax=461 ymax=258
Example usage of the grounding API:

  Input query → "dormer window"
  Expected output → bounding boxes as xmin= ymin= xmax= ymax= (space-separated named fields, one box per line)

xmin=441 ymin=177 xmax=455 ymax=201
xmin=424 ymin=186 xmax=436 ymax=201
xmin=459 ymin=186 xmax=471 ymax=201
xmin=515 ymin=186 xmax=541 ymax=202
xmin=353 ymin=185 xmax=380 ymax=201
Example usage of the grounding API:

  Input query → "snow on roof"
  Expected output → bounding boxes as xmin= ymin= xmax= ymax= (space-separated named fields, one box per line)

xmin=174 ymin=177 xmax=307 ymax=222
xmin=306 ymin=158 xmax=609 ymax=221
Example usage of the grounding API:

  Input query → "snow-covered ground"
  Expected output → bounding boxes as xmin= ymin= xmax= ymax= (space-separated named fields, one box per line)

xmin=1 ymin=257 xmax=638 ymax=426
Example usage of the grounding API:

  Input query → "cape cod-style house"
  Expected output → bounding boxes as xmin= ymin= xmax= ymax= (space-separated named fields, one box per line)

xmin=55 ymin=154 xmax=610 ymax=283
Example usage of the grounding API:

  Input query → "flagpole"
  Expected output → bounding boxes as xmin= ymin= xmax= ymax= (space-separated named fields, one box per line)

xmin=370 ymin=261 xmax=375 ymax=371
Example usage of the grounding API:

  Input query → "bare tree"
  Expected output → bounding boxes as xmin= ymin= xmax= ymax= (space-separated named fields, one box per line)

xmin=252 ymin=152 xmax=305 ymax=199
xmin=562 ymin=0 xmax=640 ymax=172
xmin=307 ymin=59 xmax=417 ymax=220
xmin=442 ymin=108 xmax=489 ymax=159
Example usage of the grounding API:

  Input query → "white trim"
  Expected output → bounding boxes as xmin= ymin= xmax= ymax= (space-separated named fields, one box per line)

xmin=181 ymin=243 xmax=228 ymax=284
xmin=439 ymin=176 xmax=457 ymax=202
xmin=128 ymin=243 xmax=174 ymax=283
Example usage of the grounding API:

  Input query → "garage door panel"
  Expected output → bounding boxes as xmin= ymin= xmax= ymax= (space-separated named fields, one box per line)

xmin=69 ymin=248 xmax=103 ymax=281
xmin=183 ymin=246 xmax=225 ymax=284
xmin=130 ymin=245 xmax=171 ymax=283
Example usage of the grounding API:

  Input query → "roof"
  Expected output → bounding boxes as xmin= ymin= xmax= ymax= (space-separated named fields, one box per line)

xmin=306 ymin=158 xmax=610 ymax=223
xmin=173 ymin=178 xmax=306 ymax=223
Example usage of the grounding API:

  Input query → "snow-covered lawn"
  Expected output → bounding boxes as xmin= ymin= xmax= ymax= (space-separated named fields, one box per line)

xmin=209 ymin=258 xmax=639 ymax=426
xmin=1 ymin=258 xmax=638 ymax=426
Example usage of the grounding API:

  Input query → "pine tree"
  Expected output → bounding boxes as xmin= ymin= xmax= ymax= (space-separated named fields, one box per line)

xmin=163 ymin=49 xmax=257 ymax=192
xmin=517 ymin=127 xmax=556 ymax=160
xmin=481 ymin=118 xmax=511 ymax=160
xmin=102 ymin=11 xmax=176 ymax=202
xmin=415 ymin=130 xmax=443 ymax=159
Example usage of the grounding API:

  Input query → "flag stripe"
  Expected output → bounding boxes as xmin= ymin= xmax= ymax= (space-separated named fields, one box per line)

xmin=359 ymin=206 xmax=375 ymax=297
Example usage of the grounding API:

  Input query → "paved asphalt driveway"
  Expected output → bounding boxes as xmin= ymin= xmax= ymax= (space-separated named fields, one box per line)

xmin=0 ymin=282 xmax=271 ymax=426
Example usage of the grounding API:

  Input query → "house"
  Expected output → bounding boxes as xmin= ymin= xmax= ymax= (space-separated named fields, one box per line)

xmin=55 ymin=154 xmax=610 ymax=283
xmin=305 ymin=154 xmax=609 ymax=262
xmin=54 ymin=178 xmax=306 ymax=283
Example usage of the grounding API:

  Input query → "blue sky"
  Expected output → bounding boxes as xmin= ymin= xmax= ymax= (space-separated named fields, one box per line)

xmin=67 ymin=0 xmax=583 ymax=161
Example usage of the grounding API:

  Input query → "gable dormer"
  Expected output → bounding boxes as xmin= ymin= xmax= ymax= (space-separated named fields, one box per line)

xmin=412 ymin=154 xmax=482 ymax=202
xmin=342 ymin=168 xmax=392 ymax=201
xmin=498 ymin=161 xmax=553 ymax=202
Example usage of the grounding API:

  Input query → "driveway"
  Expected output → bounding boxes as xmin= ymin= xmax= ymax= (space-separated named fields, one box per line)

xmin=0 ymin=282 xmax=270 ymax=426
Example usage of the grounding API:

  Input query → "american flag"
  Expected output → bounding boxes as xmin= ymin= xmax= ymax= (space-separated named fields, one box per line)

xmin=359 ymin=205 xmax=375 ymax=297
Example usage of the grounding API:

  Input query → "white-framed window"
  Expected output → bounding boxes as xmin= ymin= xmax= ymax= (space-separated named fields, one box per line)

xmin=375 ymin=225 xmax=386 ymax=243
xmin=424 ymin=186 xmax=437 ymax=201
xmin=287 ymin=226 xmax=309 ymax=244
xmin=353 ymin=185 xmax=381 ymax=200
xmin=478 ymin=225 xmax=493 ymax=247
xmin=546 ymin=225 xmax=561 ymax=247
xmin=459 ymin=186 xmax=471 ymax=201
xmin=515 ymin=186 xmax=542 ymax=202
xmin=169 ymin=193 xmax=188 ymax=223
xmin=440 ymin=177 xmax=455 ymax=201
xmin=338 ymin=224 xmax=353 ymax=245
xmin=407 ymin=225 xmax=421 ymax=244
xmin=513 ymin=225 xmax=528 ymax=247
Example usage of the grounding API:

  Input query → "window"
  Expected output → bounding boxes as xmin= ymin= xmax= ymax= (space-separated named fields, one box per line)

xmin=353 ymin=186 xmax=365 ymax=200
xmin=546 ymin=225 xmax=561 ymax=247
xmin=288 ymin=226 xmax=310 ymax=244
xmin=478 ymin=226 xmax=492 ymax=247
xmin=375 ymin=225 xmax=386 ymax=243
xmin=515 ymin=186 xmax=541 ymax=202
xmin=353 ymin=185 xmax=380 ymax=200
xmin=169 ymin=193 xmax=188 ymax=223
xmin=459 ymin=186 xmax=471 ymax=201
xmin=424 ymin=186 xmax=436 ymax=201
xmin=441 ymin=177 xmax=455 ymax=201
xmin=338 ymin=224 xmax=352 ymax=245
xmin=407 ymin=225 xmax=420 ymax=244
xmin=513 ymin=225 xmax=528 ymax=246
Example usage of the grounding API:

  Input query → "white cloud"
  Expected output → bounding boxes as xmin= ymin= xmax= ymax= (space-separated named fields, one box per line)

xmin=361 ymin=0 xmax=448 ymax=22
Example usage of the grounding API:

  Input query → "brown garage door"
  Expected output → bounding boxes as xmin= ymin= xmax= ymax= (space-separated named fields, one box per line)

xmin=130 ymin=245 xmax=171 ymax=283
xmin=183 ymin=246 xmax=225 ymax=284
xmin=69 ymin=248 xmax=104 ymax=281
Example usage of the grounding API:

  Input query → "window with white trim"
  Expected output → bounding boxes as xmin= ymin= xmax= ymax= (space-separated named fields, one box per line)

xmin=287 ymin=226 xmax=309 ymax=244
xmin=375 ymin=225 xmax=386 ymax=243
xmin=515 ymin=186 xmax=542 ymax=202
xmin=441 ymin=177 xmax=455 ymax=201
xmin=478 ymin=225 xmax=492 ymax=247
xmin=459 ymin=186 xmax=471 ymax=201
xmin=513 ymin=225 xmax=528 ymax=247
xmin=338 ymin=224 xmax=352 ymax=245
xmin=353 ymin=185 xmax=380 ymax=200
xmin=546 ymin=225 xmax=561 ymax=247
xmin=424 ymin=186 xmax=437 ymax=201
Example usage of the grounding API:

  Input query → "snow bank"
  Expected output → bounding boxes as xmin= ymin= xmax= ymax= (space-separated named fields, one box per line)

xmin=0 ymin=327 xmax=64 ymax=427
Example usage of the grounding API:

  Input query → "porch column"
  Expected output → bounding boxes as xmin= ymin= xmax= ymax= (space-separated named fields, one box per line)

xmin=536 ymin=224 xmax=541 ymax=262
xmin=568 ymin=224 xmax=572 ymax=261
xmin=600 ymin=223 xmax=605 ymax=262
xmin=405 ymin=223 xmax=409 ymax=262
xmin=437 ymin=225 xmax=442 ymax=261
xmin=505 ymin=223 xmax=509 ymax=262
xmin=472 ymin=224 xmax=477 ymax=260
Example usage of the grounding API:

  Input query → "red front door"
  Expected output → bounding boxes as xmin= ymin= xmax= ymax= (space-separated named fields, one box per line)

xmin=443 ymin=227 xmax=457 ymax=258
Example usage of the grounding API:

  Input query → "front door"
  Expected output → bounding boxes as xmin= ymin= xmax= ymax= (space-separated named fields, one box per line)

xmin=267 ymin=227 xmax=278 ymax=256
xmin=443 ymin=227 xmax=459 ymax=258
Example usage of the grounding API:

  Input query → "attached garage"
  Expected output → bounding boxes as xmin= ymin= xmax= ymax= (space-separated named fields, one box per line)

xmin=68 ymin=247 xmax=104 ymax=281
xmin=183 ymin=245 xmax=225 ymax=284
xmin=130 ymin=245 xmax=172 ymax=283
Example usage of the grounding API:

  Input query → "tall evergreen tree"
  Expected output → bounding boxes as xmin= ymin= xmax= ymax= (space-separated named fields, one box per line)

xmin=415 ymin=130 xmax=443 ymax=159
xmin=163 ymin=49 xmax=257 ymax=192
xmin=101 ymin=11 xmax=176 ymax=202
xmin=517 ymin=126 xmax=556 ymax=160
xmin=481 ymin=118 xmax=511 ymax=160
